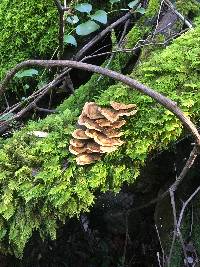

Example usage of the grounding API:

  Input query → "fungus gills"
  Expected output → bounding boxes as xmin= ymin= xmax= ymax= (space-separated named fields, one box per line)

xmin=69 ymin=102 xmax=137 ymax=165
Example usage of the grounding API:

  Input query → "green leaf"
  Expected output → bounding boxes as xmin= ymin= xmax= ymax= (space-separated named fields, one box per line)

xmin=128 ymin=0 xmax=139 ymax=8
xmin=15 ymin=69 xmax=38 ymax=78
xmin=90 ymin=10 xmax=107 ymax=24
xmin=109 ymin=0 xmax=121 ymax=4
xmin=75 ymin=3 xmax=92 ymax=13
xmin=136 ymin=6 xmax=145 ymax=14
xmin=64 ymin=34 xmax=77 ymax=47
xmin=66 ymin=15 xmax=79 ymax=24
xmin=76 ymin=21 xmax=100 ymax=36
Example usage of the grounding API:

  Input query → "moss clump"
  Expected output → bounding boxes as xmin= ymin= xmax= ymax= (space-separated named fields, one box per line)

xmin=0 ymin=0 xmax=58 ymax=81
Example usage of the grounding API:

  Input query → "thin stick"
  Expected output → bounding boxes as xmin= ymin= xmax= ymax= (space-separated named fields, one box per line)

xmin=164 ymin=0 xmax=193 ymax=29
xmin=133 ymin=146 xmax=199 ymax=211
xmin=155 ymin=224 xmax=165 ymax=266
xmin=169 ymin=190 xmax=189 ymax=267
xmin=1 ymin=59 xmax=199 ymax=144
xmin=168 ymin=189 xmax=178 ymax=266
xmin=156 ymin=252 xmax=162 ymax=267
xmin=177 ymin=186 xmax=200 ymax=230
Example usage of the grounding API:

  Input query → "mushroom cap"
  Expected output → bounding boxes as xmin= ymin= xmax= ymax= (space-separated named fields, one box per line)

xmin=98 ymin=107 xmax=120 ymax=122
xmin=76 ymin=153 xmax=101 ymax=165
xmin=78 ymin=114 xmax=103 ymax=131
xmin=110 ymin=119 xmax=126 ymax=129
xmin=111 ymin=101 xmax=137 ymax=110
xmin=83 ymin=102 xmax=104 ymax=120
xmin=103 ymin=128 xmax=124 ymax=138
xmin=70 ymin=138 xmax=86 ymax=148
xmin=96 ymin=118 xmax=126 ymax=129
xmin=72 ymin=129 xmax=90 ymax=139
xmin=95 ymin=118 xmax=114 ymax=127
xmin=100 ymin=146 xmax=119 ymax=153
xmin=85 ymin=129 xmax=124 ymax=147
xmin=87 ymin=142 xmax=101 ymax=153
xmin=69 ymin=145 xmax=87 ymax=155
xmin=117 ymin=108 xmax=137 ymax=117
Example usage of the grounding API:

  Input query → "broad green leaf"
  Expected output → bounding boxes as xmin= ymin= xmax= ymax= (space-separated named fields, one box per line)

xmin=64 ymin=34 xmax=77 ymax=47
xmin=136 ymin=6 xmax=145 ymax=14
xmin=66 ymin=15 xmax=79 ymax=24
xmin=76 ymin=21 xmax=100 ymax=36
xmin=109 ymin=0 xmax=121 ymax=4
xmin=90 ymin=10 xmax=107 ymax=24
xmin=75 ymin=3 xmax=92 ymax=13
xmin=15 ymin=69 xmax=38 ymax=78
xmin=128 ymin=0 xmax=139 ymax=8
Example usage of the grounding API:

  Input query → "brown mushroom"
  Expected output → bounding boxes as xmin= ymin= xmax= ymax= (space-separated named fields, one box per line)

xmin=76 ymin=153 xmax=101 ymax=165
xmin=117 ymin=108 xmax=137 ymax=117
xmin=96 ymin=118 xmax=127 ymax=129
xmin=100 ymin=146 xmax=119 ymax=153
xmin=70 ymin=138 xmax=86 ymax=148
xmin=85 ymin=129 xmax=124 ymax=147
xmin=72 ymin=129 xmax=90 ymax=139
xmin=111 ymin=119 xmax=126 ymax=129
xmin=110 ymin=101 xmax=137 ymax=110
xmin=95 ymin=118 xmax=113 ymax=127
xmin=103 ymin=128 xmax=124 ymax=138
xmin=83 ymin=102 xmax=104 ymax=119
xmin=69 ymin=145 xmax=87 ymax=155
xmin=98 ymin=107 xmax=120 ymax=122
xmin=78 ymin=114 xmax=103 ymax=131
xmin=87 ymin=142 xmax=101 ymax=153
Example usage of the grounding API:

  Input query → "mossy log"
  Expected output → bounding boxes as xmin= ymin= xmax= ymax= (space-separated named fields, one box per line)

xmin=0 ymin=0 xmax=200 ymax=258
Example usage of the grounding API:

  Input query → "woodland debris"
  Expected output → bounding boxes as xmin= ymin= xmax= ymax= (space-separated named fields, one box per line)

xmin=69 ymin=101 xmax=137 ymax=165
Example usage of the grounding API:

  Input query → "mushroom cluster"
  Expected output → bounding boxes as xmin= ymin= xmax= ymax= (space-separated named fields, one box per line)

xmin=69 ymin=102 xmax=137 ymax=165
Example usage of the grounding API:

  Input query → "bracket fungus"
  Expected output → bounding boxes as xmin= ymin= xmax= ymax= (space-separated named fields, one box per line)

xmin=69 ymin=102 xmax=137 ymax=165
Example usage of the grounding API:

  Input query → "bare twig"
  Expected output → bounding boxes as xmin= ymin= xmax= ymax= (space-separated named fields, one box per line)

xmin=177 ymin=186 xmax=200 ymax=230
xmin=169 ymin=189 xmax=189 ymax=267
xmin=1 ymin=59 xmax=199 ymax=144
xmin=156 ymin=252 xmax=162 ymax=267
xmin=34 ymin=105 xmax=58 ymax=114
xmin=133 ymin=145 xmax=199 ymax=211
xmin=168 ymin=189 xmax=179 ymax=266
xmin=164 ymin=0 xmax=193 ymax=29
xmin=170 ymin=146 xmax=199 ymax=192
xmin=155 ymin=224 xmax=165 ymax=266
xmin=153 ymin=0 xmax=165 ymax=36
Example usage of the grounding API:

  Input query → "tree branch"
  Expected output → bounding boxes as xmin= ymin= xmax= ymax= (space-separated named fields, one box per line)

xmin=1 ymin=59 xmax=200 ymax=144
xmin=133 ymin=145 xmax=199 ymax=211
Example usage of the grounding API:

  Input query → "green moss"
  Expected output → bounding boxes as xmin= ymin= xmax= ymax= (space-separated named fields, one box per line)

xmin=0 ymin=0 xmax=58 ymax=80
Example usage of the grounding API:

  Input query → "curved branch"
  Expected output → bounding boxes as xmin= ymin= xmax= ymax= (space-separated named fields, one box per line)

xmin=0 ymin=59 xmax=200 ymax=145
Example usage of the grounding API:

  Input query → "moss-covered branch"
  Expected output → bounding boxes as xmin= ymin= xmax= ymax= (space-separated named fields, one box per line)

xmin=1 ymin=59 xmax=200 ymax=144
